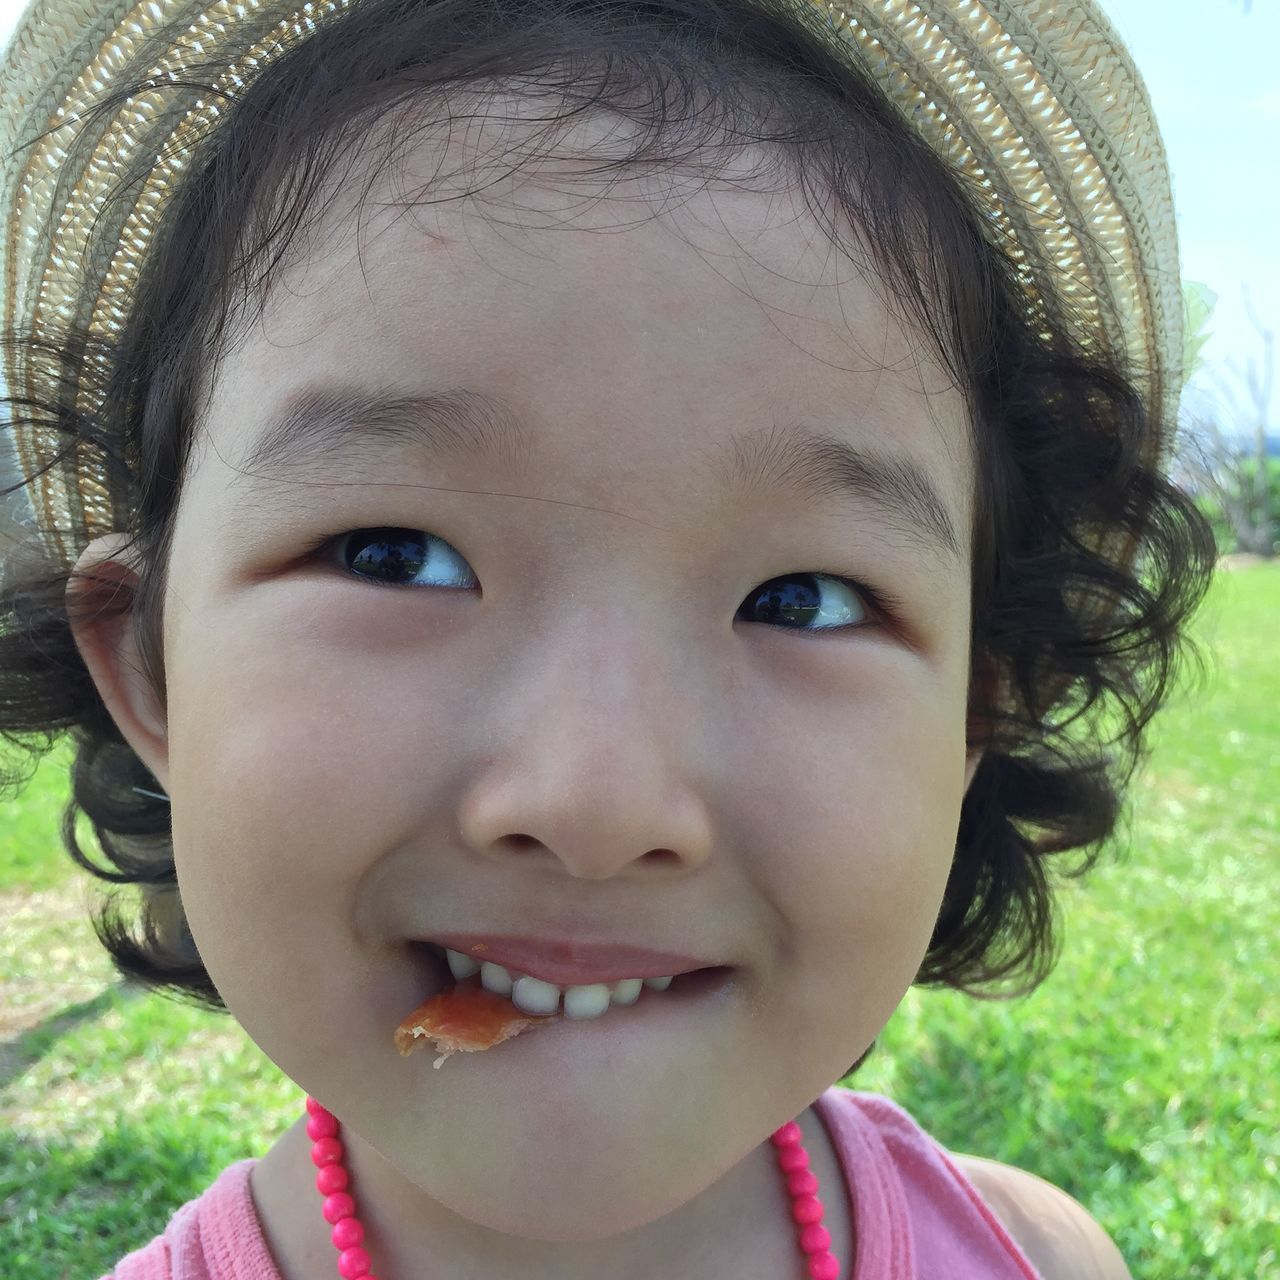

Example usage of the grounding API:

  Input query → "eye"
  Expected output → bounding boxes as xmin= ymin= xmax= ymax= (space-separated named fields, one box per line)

xmin=737 ymin=573 xmax=874 ymax=634
xmin=316 ymin=532 xmax=887 ymax=635
xmin=332 ymin=528 xmax=477 ymax=588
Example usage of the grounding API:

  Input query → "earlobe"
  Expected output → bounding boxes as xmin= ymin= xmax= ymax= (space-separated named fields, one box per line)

xmin=962 ymin=744 xmax=985 ymax=796
xmin=65 ymin=533 xmax=170 ymax=789
xmin=963 ymin=654 xmax=998 ymax=797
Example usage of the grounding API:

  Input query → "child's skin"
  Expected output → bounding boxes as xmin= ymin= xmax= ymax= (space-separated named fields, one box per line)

xmin=70 ymin=107 xmax=984 ymax=1280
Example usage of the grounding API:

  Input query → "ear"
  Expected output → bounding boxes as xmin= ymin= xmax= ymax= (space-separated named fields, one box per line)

xmin=962 ymin=739 xmax=984 ymax=796
xmin=963 ymin=653 xmax=999 ymax=797
xmin=65 ymin=532 xmax=171 ymax=793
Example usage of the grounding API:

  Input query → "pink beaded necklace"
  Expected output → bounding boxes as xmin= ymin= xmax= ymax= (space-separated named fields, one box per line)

xmin=305 ymin=1095 xmax=842 ymax=1279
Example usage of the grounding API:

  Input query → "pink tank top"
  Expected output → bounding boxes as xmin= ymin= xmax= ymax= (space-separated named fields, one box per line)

xmin=104 ymin=1087 xmax=1042 ymax=1278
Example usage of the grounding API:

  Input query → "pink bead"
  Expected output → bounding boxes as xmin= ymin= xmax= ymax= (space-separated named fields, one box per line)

xmin=798 ymin=1222 xmax=832 ymax=1253
xmin=778 ymin=1144 xmax=810 ymax=1174
xmin=787 ymin=1169 xmax=819 ymax=1196
xmin=791 ymin=1193 xmax=824 ymax=1225
xmin=808 ymin=1251 xmax=841 ymax=1280
xmin=316 ymin=1164 xmax=349 ymax=1195
xmin=311 ymin=1137 xmax=345 ymax=1168
xmin=337 ymin=1245 xmax=372 ymax=1278
xmin=305 ymin=1096 xmax=331 ymax=1118
xmin=323 ymin=1192 xmax=357 ymax=1224
xmin=332 ymin=1216 xmax=365 ymax=1250
xmin=307 ymin=1112 xmax=339 ymax=1141
xmin=771 ymin=1121 xmax=803 ymax=1147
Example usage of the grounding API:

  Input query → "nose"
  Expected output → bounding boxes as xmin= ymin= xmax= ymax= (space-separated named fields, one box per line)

xmin=455 ymin=613 xmax=716 ymax=880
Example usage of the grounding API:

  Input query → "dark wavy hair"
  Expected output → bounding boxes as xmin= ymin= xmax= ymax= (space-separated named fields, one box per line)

xmin=1 ymin=0 xmax=1217 ymax=1019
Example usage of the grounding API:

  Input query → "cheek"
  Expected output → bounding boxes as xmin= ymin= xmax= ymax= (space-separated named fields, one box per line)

xmin=725 ymin=669 xmax=967 ymax=964
xmin=162 ymin=594 xmax=466 ymax=953
xmin=720 ymin=672 xmax=967 ymax=1067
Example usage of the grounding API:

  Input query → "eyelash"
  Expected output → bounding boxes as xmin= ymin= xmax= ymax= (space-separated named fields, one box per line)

xmin=299 ymin=527 xmax=907 ymax=635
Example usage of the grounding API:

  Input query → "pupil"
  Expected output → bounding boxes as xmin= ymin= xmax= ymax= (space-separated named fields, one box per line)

xmin=754 ymin=575 xmax=819 ymax=625
xmin=350 ymin=532 xmax=427 ymax=582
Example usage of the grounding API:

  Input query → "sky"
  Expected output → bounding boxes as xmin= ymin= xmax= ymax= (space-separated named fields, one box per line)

xmin=1098 ymin=0 xmax=1278 ymax=438
xmin=0 ymin=0 xmax=1275 ymax=440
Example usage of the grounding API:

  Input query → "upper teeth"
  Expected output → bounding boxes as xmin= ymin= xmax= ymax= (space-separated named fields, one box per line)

xmin=444 ymin=948 xmax=675 ymax=1020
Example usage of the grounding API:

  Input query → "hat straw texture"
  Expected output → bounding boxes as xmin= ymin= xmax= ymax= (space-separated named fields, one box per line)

xmin=0 ymin=0 xmax=1183 ymax=570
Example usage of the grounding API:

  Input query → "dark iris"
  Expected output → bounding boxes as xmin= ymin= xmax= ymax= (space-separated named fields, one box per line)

xmin=740 ymin=574 xmax=821 ymax=627
xmin=346 ymin=530 xmax=429 ymax=583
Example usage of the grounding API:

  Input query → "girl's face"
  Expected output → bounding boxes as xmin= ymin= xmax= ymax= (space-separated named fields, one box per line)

xmin=77 ymin=120 xmax=982 ymax=1268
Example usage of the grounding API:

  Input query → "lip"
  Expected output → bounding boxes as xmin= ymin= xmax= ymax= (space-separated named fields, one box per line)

xmin=420 ymin=933 xmax=717 ymax=987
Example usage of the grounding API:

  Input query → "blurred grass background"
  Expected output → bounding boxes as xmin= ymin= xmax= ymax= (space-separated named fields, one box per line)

xmin=1 ymin=561 xmax=1276 ymax=1279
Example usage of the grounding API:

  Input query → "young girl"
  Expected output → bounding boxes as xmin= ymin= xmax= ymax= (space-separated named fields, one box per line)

xmin=0 ymin=0 xmax=1217 ymax=1276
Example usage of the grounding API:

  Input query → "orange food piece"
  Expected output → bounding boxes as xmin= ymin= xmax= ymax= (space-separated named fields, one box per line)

xmin=394 ymin=973 xmax=560 ymax=1068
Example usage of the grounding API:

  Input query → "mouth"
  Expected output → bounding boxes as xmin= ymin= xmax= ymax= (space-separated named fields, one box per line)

xmin=404 ymin=936 xmax=737 ymax=1013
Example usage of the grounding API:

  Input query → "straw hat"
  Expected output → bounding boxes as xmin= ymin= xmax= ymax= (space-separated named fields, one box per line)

xmin=0 ymin=0 xmax=1183 ymax=572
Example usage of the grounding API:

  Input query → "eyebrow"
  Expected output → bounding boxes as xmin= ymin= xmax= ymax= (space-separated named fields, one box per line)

xmin=233 ymin=383 xmax=964 ymax=563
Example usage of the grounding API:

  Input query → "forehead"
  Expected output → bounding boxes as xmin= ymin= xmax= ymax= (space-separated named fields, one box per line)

xmin=198 ymin=117 xmax=974 ymax=548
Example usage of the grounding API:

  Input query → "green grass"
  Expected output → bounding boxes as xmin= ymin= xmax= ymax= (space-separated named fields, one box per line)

xmin=0 ymin=735 xmax=77 ymax=893
xmin=2 ymin=563 xmax=1276 ymax=1279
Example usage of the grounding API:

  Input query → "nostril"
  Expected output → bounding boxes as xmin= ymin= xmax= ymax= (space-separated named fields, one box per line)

xmin=642 ymin=848 xmax=680 ymax=866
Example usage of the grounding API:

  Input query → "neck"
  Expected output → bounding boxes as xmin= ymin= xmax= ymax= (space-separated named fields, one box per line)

xmin=251 ymin=1100 xmax=853 ymax=1280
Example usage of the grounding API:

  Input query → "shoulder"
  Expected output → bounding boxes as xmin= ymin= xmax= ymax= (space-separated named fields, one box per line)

xmin=951 ymin=1155 xmax=1132 ymax=1280
xmin=106 ymin=1158 xmax=265 ymax=1280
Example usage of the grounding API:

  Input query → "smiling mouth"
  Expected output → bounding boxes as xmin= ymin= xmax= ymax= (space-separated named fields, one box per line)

xmin=408 ymin=941 xmax=732 ymax=1011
